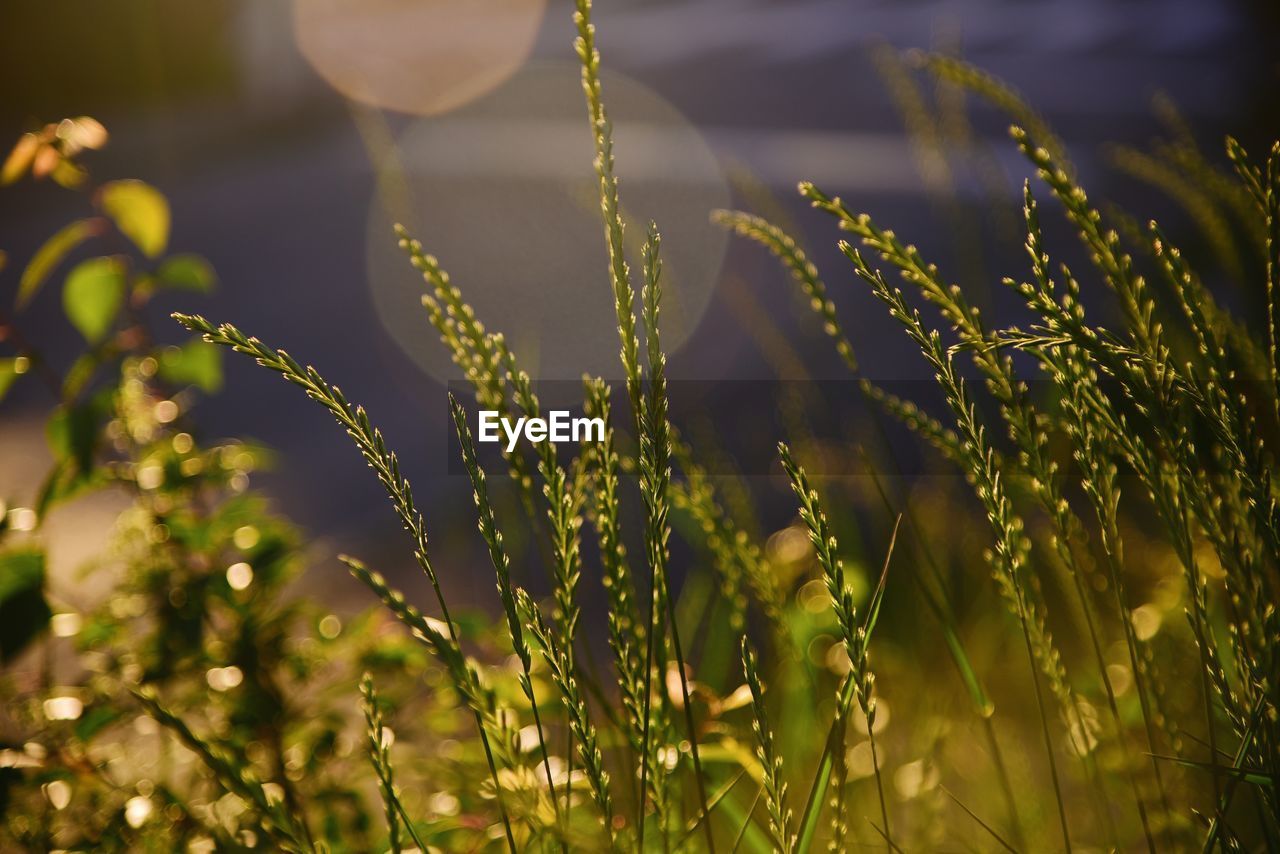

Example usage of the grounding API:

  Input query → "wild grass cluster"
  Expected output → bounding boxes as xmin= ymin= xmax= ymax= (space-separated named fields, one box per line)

xmin=2 ymin=1 xmax=1279 ymax=851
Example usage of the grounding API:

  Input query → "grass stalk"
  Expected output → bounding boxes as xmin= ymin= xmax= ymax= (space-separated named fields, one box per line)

xmin=835 ymin=251 xmax=1073 ymax=850
xmin=741 ymin=638 xmax=794 ymax=852
xmin=171 ymin=314 xmax=519 ymax=851
xmin=360 ymin=673 xmax=428 ymax=854
xmin=519 ymin=589 xmax=615 ymax=845
xmin=642 ymin=223 xmax=717 ymax=851
xmin=449 ymin=394 xmax=564 ymax=840
xmin=134 ymin=688 xmax=315 ymax=853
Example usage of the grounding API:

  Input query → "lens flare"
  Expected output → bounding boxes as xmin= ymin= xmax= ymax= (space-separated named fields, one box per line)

xmin=294 ymin=0 xmax=546 ymax=116
xmin=365 ymin=62 xmax=729 ymax=383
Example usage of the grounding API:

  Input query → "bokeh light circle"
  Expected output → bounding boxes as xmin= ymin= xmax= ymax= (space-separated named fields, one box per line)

xmin=293 ymin=0 xmax=546 ymax=116
xmin=365 ymin=61 xmax=730 ymax=382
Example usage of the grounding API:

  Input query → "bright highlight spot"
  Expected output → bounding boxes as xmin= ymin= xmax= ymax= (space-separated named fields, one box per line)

xmin=43 ymin=780 xmax=72 ymax=810
xmin=233 ymin=526 xmax=260 ymax=550
xmin=43 ymin=696 xmax=84 ymax=721
xmin=207 ymin=666 xmax=244 ymax=691
xmin=51 ymin=613 xmax=82 ymax=638
xmin=226 ymin=562 xmax=254 ymax=591
xmin=136 ymin=464 xmax=164 ymax=491
xmin=1131 ymin=603 xmax=1162 ymax=641
xmin=8 ymin=507 xmax=37 ymax=532
xmin=125 ymin=795 xmax=153 ymax=828
xmin=318 ymin=614 xmax=342 ymax=639
xmin=294 ymin=0 xmax=546 ymax=117
xmin=154 ymin=400 xmax=179 ymax=423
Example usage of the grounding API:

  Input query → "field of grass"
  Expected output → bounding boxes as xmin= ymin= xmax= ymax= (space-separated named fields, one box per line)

xmin=2 ymin=1 xmax=1278 ymax=851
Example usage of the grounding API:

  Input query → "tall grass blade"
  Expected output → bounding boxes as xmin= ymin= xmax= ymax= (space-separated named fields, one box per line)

xmin=449 ymin=394 xmax=563 ymax=837
xmin=172 ymin=312 xmax=518 ymax=850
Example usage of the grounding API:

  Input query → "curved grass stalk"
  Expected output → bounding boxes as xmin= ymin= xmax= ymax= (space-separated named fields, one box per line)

xmin=341 ymin=556 xmax=522 ymax=804
xmin=799 ymin=182 xmax=1113 ymax=838
xmin=717 ymin=208 xmax=1025 ymax=845
xmin=396 ymin=228 xmax=538 ymax=512
xmin=668 ymin=454 xmax=755 ymax=633
xmin=171 ymin=313 xmax=518 ymax=852
xmin=134 ymin=688 xmax=315 ymax=853
xmin=711 ymin=210 xmax=856 ymax=373
xmin=1009 ymin=145 xmax=1277 ymax=771
xmin=710 ymin=209 xmax=969 ymax=466
xmin=839 ymin=250 xmax=1074 ymax=850
xmin=1108 ymin=145 xmax=1243 ymax=281
xmin=911 ymin=51 xmax=1072 ymax=178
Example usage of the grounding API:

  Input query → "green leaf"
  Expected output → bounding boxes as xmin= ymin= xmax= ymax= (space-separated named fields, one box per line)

xmin=158 ymin=339 xmax=222 ymax=393
xmin=46 ymin=393 xmax=112 ymax=473
xmin=63 ymin=257 xmax=126 ymax=344
xmin=60 ymin=352 xmax=100 ymax=401
xmin=18 ymin=218 xmax=102 ymax=309
xmin=0 ymin=357 xmax=28 ymax=402
xmin=99 ymin=179 xmax=169 ymax=258
xmin=36 ymin=458 xmax=110 ymax=518
xmin=157 ymin=254 xmax=217 ymax=293
xmin=0 ymin=549 xmax=51 ymax=663
xmin=794 ymin=676 xmax=855 ymax=854
xmin=717 ymin=784 xmax=772 ymax=854
xmin=75 ymin=705 xmax=120 ymax=742
xmin=1153 ymin=753 xmax=1276 ymax=787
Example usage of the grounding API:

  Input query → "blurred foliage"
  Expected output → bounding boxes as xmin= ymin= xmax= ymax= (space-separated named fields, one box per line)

xmin=0 ymin=127 xmax=488 ymax=851
xmin=3 ymin=4 xmax=1280 ymax=850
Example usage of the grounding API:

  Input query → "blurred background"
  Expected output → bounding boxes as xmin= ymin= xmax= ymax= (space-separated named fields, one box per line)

xmin=3 ymin=0 xmax=1279 ymax=608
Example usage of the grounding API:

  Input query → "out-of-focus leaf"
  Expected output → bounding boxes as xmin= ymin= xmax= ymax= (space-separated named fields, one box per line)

xmin=39 ymin=390 xmax=114 ymax=516
xmin=36 ymin=459 xmax=110 ymax=518
xmin=158 ymin=339 xmax=222 ymax=393
xmin=2 ymin=133 xmax=39 ymax=185
xmin=63 ymin=256 xmax=126 ymax=344
xmin=47 ymin=393 xmax=112 ymax=473
xmin=1153 ymin=753 xmax=1276 ymax=787
xmin=32 ymin=144 xmax=59 ymax=180
xmin=99 ymin=179 xmax=169 ymax=258
xmin=157 ymin=254 xmax=217 ymax=293
xmin=61 ymin=352 xmax=100 ymax=401
xmin=794 ymin=676 xmax=855 ymax=854
xmin=56 ymin=117 xmax=108 ymax=153
xmin=50 ymin=158 xmax=87 ymax=189
xmin=18 ymin=218 xmax=102 ymax=309
xmin=0 ymin=549 xmax=51 ymax=663
xmin=75 ymin=705 xmax=120 ymax=741
xmin=716 ymin=783 xmax=772 ymax=854
xmin=0 ymin=358 xmax=28 ymax=402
